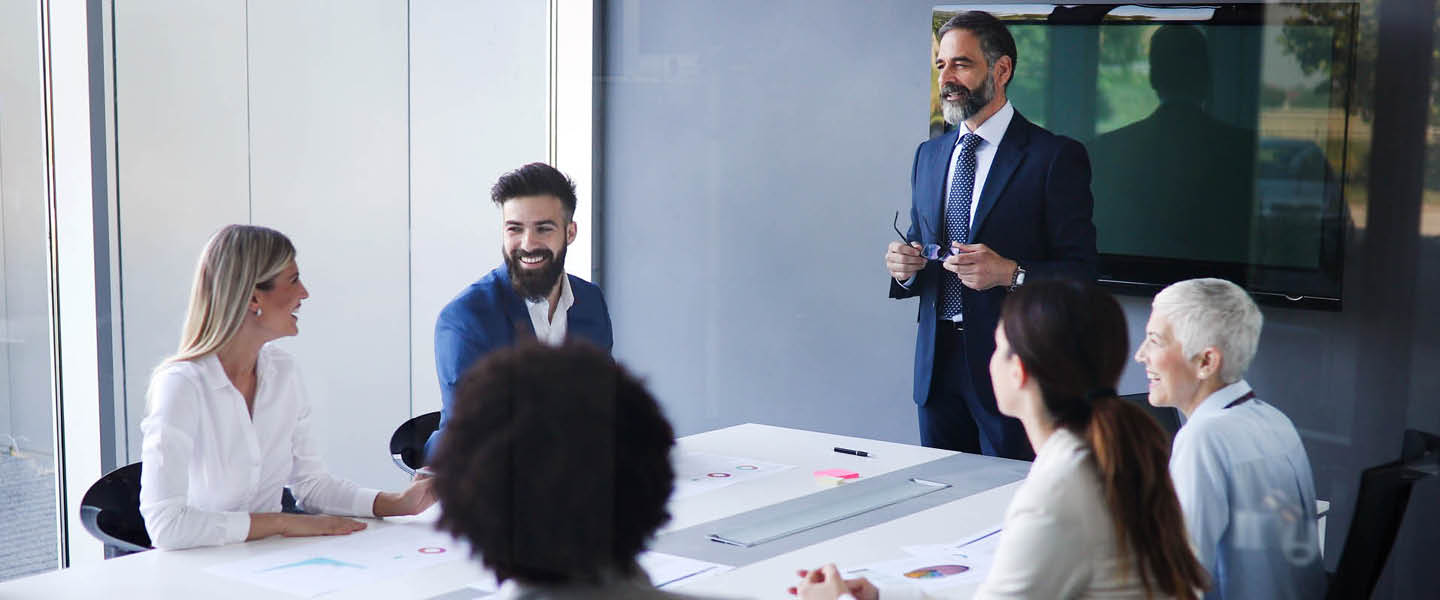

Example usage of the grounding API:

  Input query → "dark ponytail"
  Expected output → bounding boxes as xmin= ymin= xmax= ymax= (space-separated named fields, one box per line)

xmin=1086 ymin=395 xmax=1208 ymax=599
xmin=1001 ymin=281 xmax=1207 ymax=599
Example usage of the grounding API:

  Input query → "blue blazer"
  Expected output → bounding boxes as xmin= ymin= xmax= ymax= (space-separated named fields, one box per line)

xmin=891 ymin=112 xmax=1097 ymax=408
xmin=424 ymin=263 xmax=613 ymax=458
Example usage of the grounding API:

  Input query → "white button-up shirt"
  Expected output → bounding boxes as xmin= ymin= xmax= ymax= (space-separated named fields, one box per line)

xmin=138 ymin=345 xmax=379 ymax=550
xmin=945 ymin=100 xmax=1014 ymax=234
xmin=524 ymin=273 xmax=573 ymax=346
xmin=1170 ymin=380 xmax=1327 ymax=600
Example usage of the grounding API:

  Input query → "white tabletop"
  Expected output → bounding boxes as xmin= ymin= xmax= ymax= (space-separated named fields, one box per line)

xmin=678 ymin=481 xmax=1020 ymax=599
xmin=665 ymin=423 xmax=957 ymax=532
xmin=0 ymin=424 xmax=1017 ymax=600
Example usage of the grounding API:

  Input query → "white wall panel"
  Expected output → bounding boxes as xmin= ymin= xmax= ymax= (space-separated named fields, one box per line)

xmin=408 ymin=0 xmax=548 ymax=416
xmin=247 ymin=0 xmax=410 ymax=488
xmin=114 ymin=0 xmax=250 ymax=460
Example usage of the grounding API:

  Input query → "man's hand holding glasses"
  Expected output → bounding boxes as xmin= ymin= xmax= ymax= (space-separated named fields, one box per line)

xmin=888 ymin=211 xmax=956 ymax=283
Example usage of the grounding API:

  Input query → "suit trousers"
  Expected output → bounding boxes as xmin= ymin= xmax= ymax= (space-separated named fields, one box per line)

xmin=919 ymin=324 xmax=1034 ymax=460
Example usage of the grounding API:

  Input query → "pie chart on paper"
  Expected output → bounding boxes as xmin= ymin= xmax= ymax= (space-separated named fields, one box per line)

xmin=903 ymin=564 xmax=970 ymax=579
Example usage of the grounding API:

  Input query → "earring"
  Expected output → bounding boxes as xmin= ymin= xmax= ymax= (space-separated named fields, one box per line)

xmin=256 ymin=308 xmax=263 ymax=318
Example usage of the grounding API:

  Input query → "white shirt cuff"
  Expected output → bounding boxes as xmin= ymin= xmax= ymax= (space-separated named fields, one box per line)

xmin=222 ymin=511 xmax=252 ymax=545
xmin=352 ymin=488 xmax=381 ymax=518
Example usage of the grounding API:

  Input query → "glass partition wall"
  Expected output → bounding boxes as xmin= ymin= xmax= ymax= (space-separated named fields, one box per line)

xmin=0 ymin=0 xmax=60 ymax=582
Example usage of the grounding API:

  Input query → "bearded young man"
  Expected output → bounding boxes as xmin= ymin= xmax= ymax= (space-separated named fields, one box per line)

xmin=885 ymin=11 xmax=1097 ymax=459
xmin=424 ymin=163 xmax=613 ymax=459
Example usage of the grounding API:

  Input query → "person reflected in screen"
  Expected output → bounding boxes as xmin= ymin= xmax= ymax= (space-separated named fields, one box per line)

xmin=1136 ymin=278 xmax=1326 ymax=599
xmin=428 ymin=342 xmax=714 ymax=600
xmin=139 ymin=225 xmax=436 ymax=550
xmin=425 ymin=162 xmax=613 ymax=462
xmin=794 ymin=281 xmax=1207 ymax=599
xmin=1088 ymin=24 xmax=1259 ymax=264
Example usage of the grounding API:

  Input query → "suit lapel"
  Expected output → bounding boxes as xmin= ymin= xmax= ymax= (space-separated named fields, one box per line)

xmin=970 ymin=114 xmax=1031 ymax=241
xmin=922 ymin=128 xmax=961 ymax=244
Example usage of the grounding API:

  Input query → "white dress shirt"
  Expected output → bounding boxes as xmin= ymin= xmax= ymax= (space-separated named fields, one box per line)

xmin=1170 ymin=381 xmax=1326 ymax=600
xmin=945 ymin=101 xmax=1014 ymax=234
xmin=524 ymin=273 xmax=573 ymax=346
xmin=138 ymin=345 xmax=379 ymax=550
xmin=880 ymin=427 xmax=1165 ymax=599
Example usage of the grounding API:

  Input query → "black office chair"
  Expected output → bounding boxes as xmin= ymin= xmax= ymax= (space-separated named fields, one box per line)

xmin=389 ymin=411 xmax=441 ymax=475
xmin=80 ymin=462 xmax=152 ymax=558
xmin=1326 ymin=429 xmax=1440 ymax=599
xmin=82 ymin=462 xmax=307 ymax=558
xmin=1119 ymin=392 xmax=1182 ymax=438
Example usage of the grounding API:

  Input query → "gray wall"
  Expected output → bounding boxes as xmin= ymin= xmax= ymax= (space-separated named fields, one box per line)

xmin=600 ymin=1 xmax=1439 ymax=596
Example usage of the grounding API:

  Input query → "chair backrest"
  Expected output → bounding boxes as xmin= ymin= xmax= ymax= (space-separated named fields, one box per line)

xmin=389 ymin=411 xmax=441 ymax=475
xmin=1119 ymin=392 xmax=1182 ymax=438
xmin=1327 ymin=429 xmax=1440 ymax=599
xmin=79 ymin=462 xmax=152 ymax=557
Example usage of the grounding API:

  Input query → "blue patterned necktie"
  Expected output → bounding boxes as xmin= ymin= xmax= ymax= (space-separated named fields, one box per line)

xmin=941 ymin=133 xmax=982 ymax=321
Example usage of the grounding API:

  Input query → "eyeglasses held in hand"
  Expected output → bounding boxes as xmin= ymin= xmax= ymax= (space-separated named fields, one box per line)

xmin=893 ymin=211 xmax=959 ymax=261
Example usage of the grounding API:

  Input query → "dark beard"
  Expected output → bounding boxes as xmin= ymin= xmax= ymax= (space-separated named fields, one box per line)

xmin=506 ymin=246 xmax=567 ymax=301
xmin=939 ymin=71 xmax=994 ymax=125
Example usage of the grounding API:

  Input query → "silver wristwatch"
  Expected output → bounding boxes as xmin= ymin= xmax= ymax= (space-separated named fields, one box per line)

xmin=1009 ymin=265 xmax=1027 ymax=291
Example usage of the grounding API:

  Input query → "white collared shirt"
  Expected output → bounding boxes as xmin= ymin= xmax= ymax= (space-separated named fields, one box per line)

xmin=138 ymin=345 xmax=379 ymax=550
xmin=524 ymin=273 xmax=573 ymax=346
xmin=944 ymin=101 xmax=1014 ymax=232
xmin=1170 ymin=381 xmax=1327 ymax=600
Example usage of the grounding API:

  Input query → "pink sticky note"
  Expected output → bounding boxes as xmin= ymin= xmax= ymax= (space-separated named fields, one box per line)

xmin=813 ymin=468 xmax=860 ymax=479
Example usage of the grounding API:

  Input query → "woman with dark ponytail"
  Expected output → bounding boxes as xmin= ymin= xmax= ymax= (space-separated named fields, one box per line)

xmin=794 ymin=280 xmax=1207 ymax=599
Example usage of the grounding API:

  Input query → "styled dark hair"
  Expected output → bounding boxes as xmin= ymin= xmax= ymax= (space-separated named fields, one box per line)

xmin=1000 ymin=280 xmax=1208 ymax=599
xmin=490 ymin=162 xmax=578 ymax=219
xmin=936 ymin=11 xmax=1019 ymax=87
xmin=429 ymin=342 xmax=676 ymax=584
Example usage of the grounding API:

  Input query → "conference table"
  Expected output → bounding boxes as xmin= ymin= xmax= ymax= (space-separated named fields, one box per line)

xmin=0 ymin=424 xmax=1028 ymax=599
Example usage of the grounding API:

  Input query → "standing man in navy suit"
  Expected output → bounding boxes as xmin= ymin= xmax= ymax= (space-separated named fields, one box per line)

xmin=425 ymin=163 xmax=613 ymax=459
xmin=887 ymin=12 xmax=1096 ymax=459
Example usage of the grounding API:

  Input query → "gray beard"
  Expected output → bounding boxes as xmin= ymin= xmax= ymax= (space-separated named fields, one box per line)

xmin=940 ymin=72 xmax=995 ymax=127
xmin=942 ymin=101 xmax=968 ymax=127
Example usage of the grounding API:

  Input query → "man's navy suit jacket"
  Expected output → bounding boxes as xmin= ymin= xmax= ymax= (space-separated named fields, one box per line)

xmin=424 ymin=263 xmax=613 ymax=458
xmin=891 ymin=112 xmax=1097 ymax=409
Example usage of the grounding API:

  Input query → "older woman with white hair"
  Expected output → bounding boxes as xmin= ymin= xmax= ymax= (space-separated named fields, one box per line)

xmin=139 ymin=225 xmax=434 ymax=550
xmin=1135 ymin=278 xmax=1325 ymax=599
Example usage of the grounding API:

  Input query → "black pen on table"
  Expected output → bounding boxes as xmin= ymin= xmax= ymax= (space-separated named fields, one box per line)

xmin=833 ymin=446 xmax=871 ymax=458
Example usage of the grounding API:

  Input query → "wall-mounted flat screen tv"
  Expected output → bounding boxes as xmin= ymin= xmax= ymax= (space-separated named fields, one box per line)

xmin=933 ymin=3 xmax=1358 ymax=310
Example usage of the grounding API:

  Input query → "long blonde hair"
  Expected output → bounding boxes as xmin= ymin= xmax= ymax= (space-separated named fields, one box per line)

xmin=166 ymin=225 xmax=296 ymax=364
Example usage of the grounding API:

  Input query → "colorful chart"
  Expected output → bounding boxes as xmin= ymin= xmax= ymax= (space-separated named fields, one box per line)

xmin=672 ymin=451 xmax=794 ymax=499
xmin=206 ymin=526 xmax=467 ymax=598
xmin=903 ymin=564 xmax=970 ymax=579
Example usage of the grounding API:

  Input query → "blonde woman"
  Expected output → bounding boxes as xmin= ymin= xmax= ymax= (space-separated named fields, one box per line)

xmin=139 ymin=225 xmax=434 ymax=550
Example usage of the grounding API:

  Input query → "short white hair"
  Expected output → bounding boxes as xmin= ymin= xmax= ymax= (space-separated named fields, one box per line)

xmin=1151 ymin=278 xmax=1263 ymax=384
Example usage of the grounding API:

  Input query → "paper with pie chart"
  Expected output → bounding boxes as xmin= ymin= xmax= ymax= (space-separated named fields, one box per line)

xmin=838 ymin=552 xmax=991 ymax=592
xmin=838 ymin=525 xmax=1001 ymax=592
xmin=205 ymin=524 xmax=470 ymax=597
xmin=671 ymin=451 xmax=793 ymax=499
